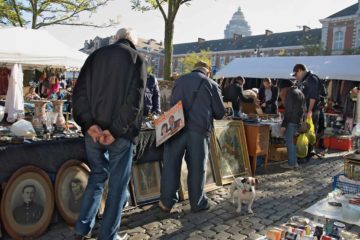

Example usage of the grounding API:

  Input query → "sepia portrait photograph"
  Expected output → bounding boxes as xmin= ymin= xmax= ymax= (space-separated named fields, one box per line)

xmin=0 ymin=166 xmax=54 ymax=240
xmin=55 ymin=160 xmax=90 ymax=226
xmin=132 ymin=161 xmax=161 ymax=204
xmin=210 ymin=120 xmax=252 ymax=185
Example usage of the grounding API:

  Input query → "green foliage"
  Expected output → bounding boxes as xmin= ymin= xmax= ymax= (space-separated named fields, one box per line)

xmin=0 ymin=0 xmax=115 ymax=29
xmin=343 ymin=48 xmax=360 ymax=55
xmin=179 ymin=49 xmax=211 ymax=74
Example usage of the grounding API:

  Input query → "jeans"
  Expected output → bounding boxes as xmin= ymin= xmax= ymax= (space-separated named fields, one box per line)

xmin=285 ymin=123 xmax=298 ymax=166
xmin=160 ymin=129 xmax=209 ymax=211
xmin=75 ymin=134 xmax=133 ymax=240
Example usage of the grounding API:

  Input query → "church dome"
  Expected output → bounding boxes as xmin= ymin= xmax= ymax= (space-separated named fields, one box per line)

xmin=224 ymin=7 xmax=251 ymax=38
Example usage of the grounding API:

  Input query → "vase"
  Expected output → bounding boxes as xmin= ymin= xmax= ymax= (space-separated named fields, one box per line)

xmin=51 ymin=100 xmax=66 ymax=132
xmin=32 ymin=100 xmax=49 ymax=136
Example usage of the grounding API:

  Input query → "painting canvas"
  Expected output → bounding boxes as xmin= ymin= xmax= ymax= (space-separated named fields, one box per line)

xmin=131 ymin=161 xmax=161 ymax=205
xmin=154 ymin=101 xmax=185 ymax=146
xmin=158 ymin=80 xmax=174 ymax=112
xmin=55 ymin=160 xmax=90 ymax=226
xmin=0 ymin=166 xmax=54 ymax=240
xmin=210 ymin=120 xmax=252 ymax=185
xmin=179 ymin=153 xmax=219 ymax=201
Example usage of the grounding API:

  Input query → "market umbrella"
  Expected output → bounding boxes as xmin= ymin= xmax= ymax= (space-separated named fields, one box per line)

xmin=5 ymin=64 xmax=24 ymax=122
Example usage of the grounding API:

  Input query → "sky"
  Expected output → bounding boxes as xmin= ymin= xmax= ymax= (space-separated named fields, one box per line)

xmin=45 ymin=0 xmax=358 ymax=50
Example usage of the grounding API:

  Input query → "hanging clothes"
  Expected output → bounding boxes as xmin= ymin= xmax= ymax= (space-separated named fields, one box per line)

xmin=5 ymin=64 xmax=24 ymax=122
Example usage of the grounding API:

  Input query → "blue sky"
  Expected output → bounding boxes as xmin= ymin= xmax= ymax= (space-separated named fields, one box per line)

xmin=45 ymin=0 xmax=357 ymax=50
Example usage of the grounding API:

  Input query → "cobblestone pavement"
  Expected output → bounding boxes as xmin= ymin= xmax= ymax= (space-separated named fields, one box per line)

xmin=3 ymin=152 xmax=360 ymax=239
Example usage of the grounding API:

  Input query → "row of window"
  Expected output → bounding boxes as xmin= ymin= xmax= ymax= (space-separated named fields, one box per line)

xmin=333 ymin=28 xmax=360 ymax=50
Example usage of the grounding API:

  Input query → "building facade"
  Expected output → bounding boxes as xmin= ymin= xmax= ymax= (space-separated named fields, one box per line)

xmin=320 ymin=0 xmax=360 ymax=55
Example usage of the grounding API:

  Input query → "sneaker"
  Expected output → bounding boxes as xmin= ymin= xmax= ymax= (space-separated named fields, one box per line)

xmin=74 ymin=233 xmax=94 ymax=240
xmin=116 ymin=233 xmax=129 ymax=240
xmin=191 ymin=202 xmax=211 ymax=213
xmin=158 ymin=200 xmax=171 ymax=213
xmin=280 ymin=163 xmax=299 ymax=170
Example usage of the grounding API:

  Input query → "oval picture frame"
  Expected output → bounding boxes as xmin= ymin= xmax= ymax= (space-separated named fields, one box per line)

xmin=54 ymin=159 xmax=90 ymax=226
xmin=0 ymin=166 xmax=54 ymax=240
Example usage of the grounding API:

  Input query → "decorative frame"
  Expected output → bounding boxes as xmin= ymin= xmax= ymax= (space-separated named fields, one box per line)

xmin=0 ymin=166 xmax=54 ymax=240
xmin=131 ymin=161 xmax=161 ymax=205
xmin=210 ymin=120 xmax=252 ymax=185
xmin=54 ymin=160 xmax=90 ymax=226
xmin=179 ymin=153 xmax=219 ymax=201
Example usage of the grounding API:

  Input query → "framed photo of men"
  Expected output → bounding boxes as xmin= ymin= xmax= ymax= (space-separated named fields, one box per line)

xmin=54 ymin=160 xmax=90 ymax=226
xmin=0 ymin=166 xmax=54 ymax=240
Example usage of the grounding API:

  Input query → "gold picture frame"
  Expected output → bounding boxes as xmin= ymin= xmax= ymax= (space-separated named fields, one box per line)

xmin=54 ymin=160 xmax=90 ymax=226
xmin=210 ymin=120 xmax=252 ymax=185
xmin=179 ymin=153 xmax=219 ymax=201
xmin=131 ymin=161 xmax=161 ymax=205
xmin=0 ymin=166 xmax=54 ymax=240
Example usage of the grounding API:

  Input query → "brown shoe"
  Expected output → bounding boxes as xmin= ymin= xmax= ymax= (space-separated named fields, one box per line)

xmin=158 ymin=200 xmax=171 ymax=212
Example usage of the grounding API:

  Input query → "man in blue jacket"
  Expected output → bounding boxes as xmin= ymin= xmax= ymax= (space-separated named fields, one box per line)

xmin=159 ymin=61 xmax=225 ymax=212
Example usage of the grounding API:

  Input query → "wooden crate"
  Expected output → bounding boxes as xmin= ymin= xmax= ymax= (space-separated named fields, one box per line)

xmin=268 ymin=144 xmax=287 ymax=162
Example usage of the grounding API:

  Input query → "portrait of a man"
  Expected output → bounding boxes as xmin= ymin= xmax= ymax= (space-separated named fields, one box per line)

xmin=68 ymin=178 xmax=85 ymax=213
xmin=12 ymin=185 xmax=44 ymax=225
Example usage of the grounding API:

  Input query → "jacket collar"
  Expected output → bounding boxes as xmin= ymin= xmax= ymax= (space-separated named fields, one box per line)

xmin=114 ymin=39 xmax=137 ymax=50
xmin=192 ymin=68 xmax=208 ymax=76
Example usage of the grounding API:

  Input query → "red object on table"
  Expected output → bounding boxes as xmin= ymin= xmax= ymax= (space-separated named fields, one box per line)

xmin=323 ymin=136 xmax=352 ymax=151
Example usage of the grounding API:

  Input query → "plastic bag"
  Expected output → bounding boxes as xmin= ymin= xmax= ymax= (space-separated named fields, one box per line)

xmin=10 ymin=119 xmax=36 ymax=137
xmin=296 ymin=133 xmax=309 ymax=158
xmin=306 ymin=116 xmax=316 ymax=145
xmin=0 ymin=105 xmax=4 ymax=122
xmin=352 ymin=123 xmax=360 ymax=137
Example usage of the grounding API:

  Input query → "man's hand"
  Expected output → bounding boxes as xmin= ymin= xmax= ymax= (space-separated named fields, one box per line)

xmin=307 ymin=111 xmax=312 ymax=118
xmin=280 ymin=127 xmax=286 ymax=136
xmin=99 ymin=130 xmax=115 ymax=145
xmin=87 ymin=125 xmax=103 ymax=143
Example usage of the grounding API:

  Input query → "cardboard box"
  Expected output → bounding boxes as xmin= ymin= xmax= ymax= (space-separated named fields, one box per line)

xmin=269 ymin=144 xmax=287 ymax=161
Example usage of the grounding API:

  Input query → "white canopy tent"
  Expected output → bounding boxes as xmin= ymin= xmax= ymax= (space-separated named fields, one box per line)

xmin=0 ymin=27 xmax=87 ymax=69
xmin=214 ymin=55 xmax=360 ymax=81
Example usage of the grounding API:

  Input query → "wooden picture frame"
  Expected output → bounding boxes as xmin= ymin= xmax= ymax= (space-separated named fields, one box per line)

xmin=210 ymin=120 xmax=252 ymax=185
xmin=131 ymin=161 xmax=161 ymax=205
xmin=54 ymin=159 xmax=90 ymax=226
xmin=0 ymin=166 xmax=54 ymax=240
xmin=179 ymin=153 xmax=219 ymax=201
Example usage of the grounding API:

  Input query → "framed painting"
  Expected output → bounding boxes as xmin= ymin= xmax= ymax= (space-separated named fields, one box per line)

xmin=54 ymin=159 xmax=90 ymax=226
xmin=210 ymin=120 xmax=252 ymax=185
xmin=131 ymin=161 xmax=161 ymax=205
xmin=0 ymin=166 xmax=54 ymax=240
xmin=179 ymin=153 xmax=219 ymax=201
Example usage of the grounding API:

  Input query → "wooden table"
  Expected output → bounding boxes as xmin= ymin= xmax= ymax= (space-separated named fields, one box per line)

xmin=244 ymin=123 xmax=270 ymax=176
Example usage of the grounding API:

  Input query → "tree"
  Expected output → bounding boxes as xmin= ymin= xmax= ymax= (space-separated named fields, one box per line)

xmin=0 ymin=0 xmax=116 ymax=29
xmin=131 ymin=0 xmax=191 ymax=80
xmin=179 ymin=49 xmax=211 ymax=74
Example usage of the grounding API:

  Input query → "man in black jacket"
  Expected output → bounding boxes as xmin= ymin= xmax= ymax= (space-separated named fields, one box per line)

xmin=279 ymin=80 xmax=306 ymax=170
xmin=72 ymin=28 xmax=147 ymax=240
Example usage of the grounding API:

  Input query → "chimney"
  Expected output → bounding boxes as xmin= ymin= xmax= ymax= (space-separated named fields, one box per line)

xmin=265 ymin=29 xmax=273 ymax=36
xmin=233 ymin=33 xmax=242 ymax=40
xmin=198 ymin=38 xmax=206 ymax=44
xmin=303 ymin=25 xmax=311 ymax=32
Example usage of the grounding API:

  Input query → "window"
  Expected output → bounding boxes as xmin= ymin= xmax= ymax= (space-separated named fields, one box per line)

xmin=333 ymin=30 xmax=344 ymax=50
xmin=357 ymin=29 xmax=360 ymax=48
xmin=220 ymin=56 xmax=225 ymax=68
xmin=211 ymin=56 xmax=216 ymax=67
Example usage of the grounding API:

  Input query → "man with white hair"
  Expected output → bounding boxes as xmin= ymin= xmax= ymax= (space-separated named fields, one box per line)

xmin=72 ymin=27 xmax=147 ymax=240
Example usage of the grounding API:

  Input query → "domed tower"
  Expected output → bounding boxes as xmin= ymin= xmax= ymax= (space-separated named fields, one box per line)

xmin=224 ymin=7 xmax=251 ymax=38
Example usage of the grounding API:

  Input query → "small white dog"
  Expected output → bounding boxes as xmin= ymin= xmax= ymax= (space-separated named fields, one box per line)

xmin=230 ymin=177 xmax=258 ymax=214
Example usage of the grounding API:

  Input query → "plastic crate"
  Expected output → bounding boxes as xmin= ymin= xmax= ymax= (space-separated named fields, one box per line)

xmin=332 ymin=174 xmax=360 ymax=194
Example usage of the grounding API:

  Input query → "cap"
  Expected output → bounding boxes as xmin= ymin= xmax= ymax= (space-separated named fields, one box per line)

xmin=279 ymin=79 xmax=294 ymax=89
xmin=291 ymin=63 xmax=307 ymax=76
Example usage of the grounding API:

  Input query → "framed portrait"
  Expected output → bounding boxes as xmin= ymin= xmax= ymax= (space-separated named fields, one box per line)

xmin=179 ymin=154 xmax=219 ymax=201
xmin=0 ymin=166 xmax=54 ymax=240
xmin=54 ymin=160 xmax=90 ymax=226
xmin=131 ymin=161 xmax=161 ymax=205
xmin=154 ymin=101 xmax=185 ymax=147
xmin=210 ymin=120 xmax=252 ymax=185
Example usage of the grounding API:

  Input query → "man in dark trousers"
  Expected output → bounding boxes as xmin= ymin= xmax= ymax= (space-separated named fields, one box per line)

xmin=159 ymin=61 xmax=225 ymax=213
xmin=292 ymin=64 xmax=320 ymax=160
xmin=72 ymin=28 xmax=146 ymax=240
